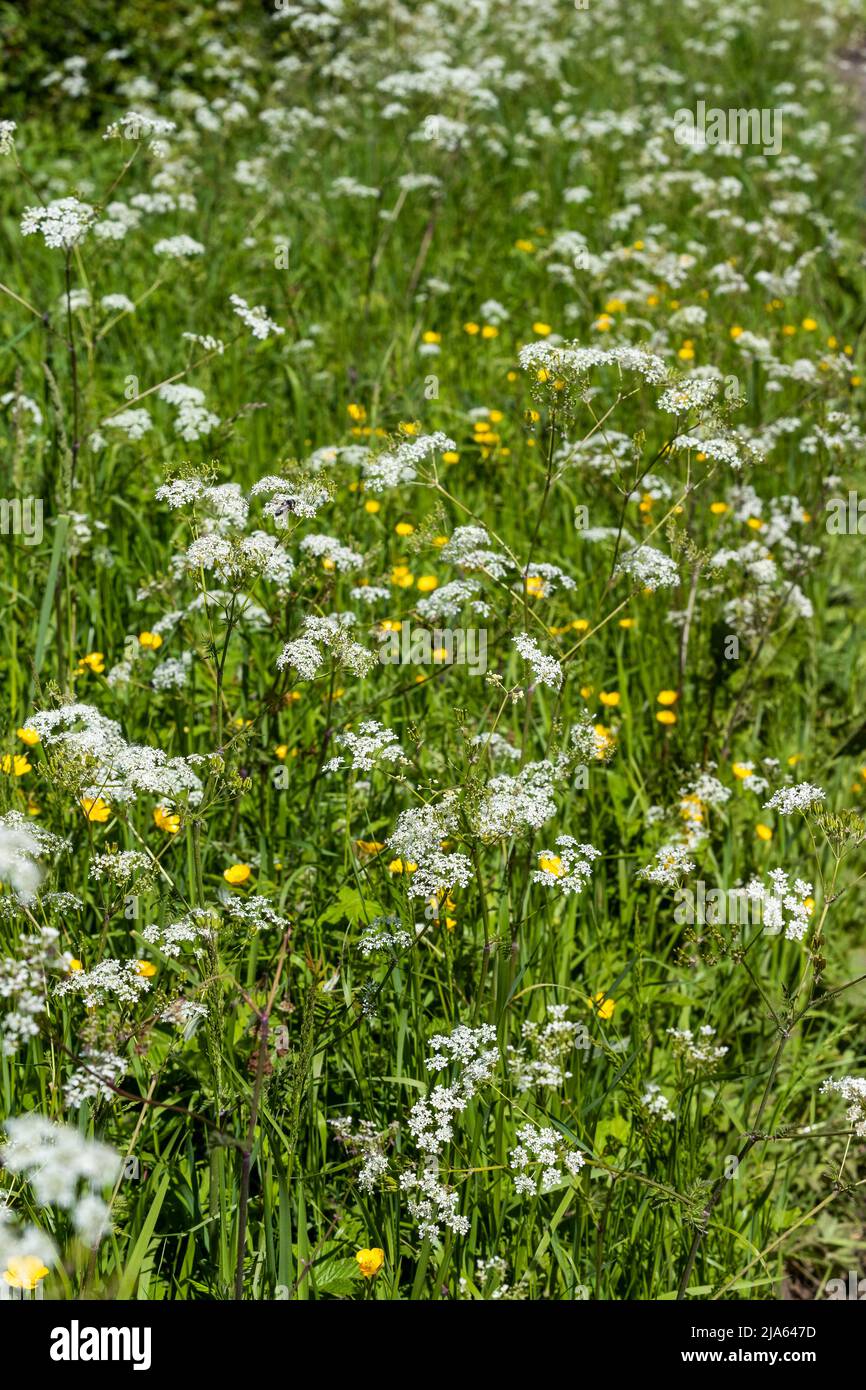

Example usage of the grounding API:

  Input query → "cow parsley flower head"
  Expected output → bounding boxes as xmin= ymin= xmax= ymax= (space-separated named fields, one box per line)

xmin=510 ymin=1123 xmax=585 ymax=1195
xmin=513 ymin=632 xmax=563 ymax=690
xmin=298 ymin=533 xmax=363 ymax=571
xmin=251 ymin=475 xmax=330 ymax=521
xmin=763 ymin=783 xmax=825 ymax=815
xmin=666 ymin=1026 xmax=728 ymax=1067
xmin=519 ymin=562 xmax=575 ymax=597
xmin=324 ymin=721 xmax=408 ymax=773
xmin=103 ymin=408 xmax=152 ymax=440
xmin=614 ymin=544 xmax=679 ymax=591
xmin=104 ymin=111 xmax=176 ymax=140
xmin=155 ymin=478 xmax=206 ymax=509
xmin=88 ymin=850 xmax=152 ymax=885
xmin=362 ymin=432 xmax=456 ymax=492
xmin=154 ymin=235 xmax=205 ymax=259
xmin=0 ymin=819 xmax=45 ymax=903
xmin=408 ymin=1024 xmax=498 ymax=1157
xmin=656 ymin=378 xmax=720 ymax=414
xmin=532 ymin=837 xmax=600 ymax=895
xmin=821 ymin=1076 xmax=866 ymax=1137
xmin=417 ymin=577 xmax=490 ymax=621
xmin=21 ymin=197 xmax=95 ymax=249
xmin=157 ymin=383 xmax=220 ymax=440
xmin=519 ymin=341 xmax=668 ymax=406
xmin=64 ymin=1051 xmax=127 ymax=1108
xmin=277 ymin=613 xmax=374 ymax=680
xmin=101 ymin=293 xmax=135 ymax=313
xmin=473 ymin=762 xmax=558 ymax=839
xmin=55 ymin=959 xmax=153 ymax=1008
xmin=563 ymin=711 xmax=616 ymax=765
xmin=141 ymin=910 xmax=216 ymax=958
xmin=230 ymin=293 xmax=285 ymax=340
xmin=0 ymin=926 xmax=67 ymax=1054
xmin=388 ymin=799 xmax=473 ymax=899
xmin=638 ymin=842 xmax=695 ymax=887
xmin=28 ymin=703 xmax=204 ymax=808
xmin=1 ymin=1114 xmax=121 ymax=1238
xmin=745 ymin=869 xmax=812 ymax=941
xmin=357 ymin=917 xmax=413 ymax=957
xmin=673 ymin=434 xmax=748 ymax=469
xmin=438 ymin=525 xmax=513 ymax=580
xmin=507 ymin=1005 xmax=589 ymax=1091
xmin=160 ymin=998 xmax=208 ymax=1034
xmin=641 ymin=1083 xmax=675 ymax=1122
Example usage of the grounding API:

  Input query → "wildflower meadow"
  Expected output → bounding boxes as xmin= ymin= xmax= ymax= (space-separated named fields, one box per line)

xmin=2 ymin=0 xmax=866 ymax=1324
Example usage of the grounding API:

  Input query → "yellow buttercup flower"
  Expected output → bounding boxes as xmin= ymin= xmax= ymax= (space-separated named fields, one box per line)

xmin=657 ymin=690 xmax=678 ymax=705
xmin=364 ymin=499 xmax=381 ymax=513
xmin=78 ymin=651 xmax=105 ymax=674
xmin=153 ymin=805 xmax=180 ymax=834
xmin=395 ymin=522 xmax=414 ymax=536
xmin=3 ymin=1256 xmax=49 ymax=1290
xmin=417 ymin=575 xmax=438 ymax=593
xmin=224 ymin=863 xmax=252 ymax=885
xmin=442 ymin=451 xmax=459 ymax=464
xmin=532 ymin=321 xmax=552 ymax=336
xmin=755 ymin=823 xmax=773 ymax=842
xmin=590 ymin=991 xmax=615 ymax=1021
xmin=355 ymin=1247 xmax=384 ymax=1279
xmin=538 ymin=853 xmax=564 ymax=877
xmin=2 ymin=754 xmax=31 ymax=776
xmin=347 ymin=403 xmax=367 ymax=422
xmin=356 ymin=840 xmax=385 ymax=856
xmin=138 ymin=631 xmax=163 ymax=650
xmin=68 ymin=958 xmax=83 ymax=973
xmin=81 ymin=797 xmax=111 ymax=823
xmin=16 ymin=727 xmax=40 ymax=746
xmin=599 ymin=691 xmax=620 ymax=707
xmin=710 ymin=502 xmax=728 ymax=515
xmin=387 ymin=858 xmax=417 ymax=874
xmin=656 ymin=710 xmax=677 ymax=725
xmin=136 ymin=960 xmax=158 ymax=978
